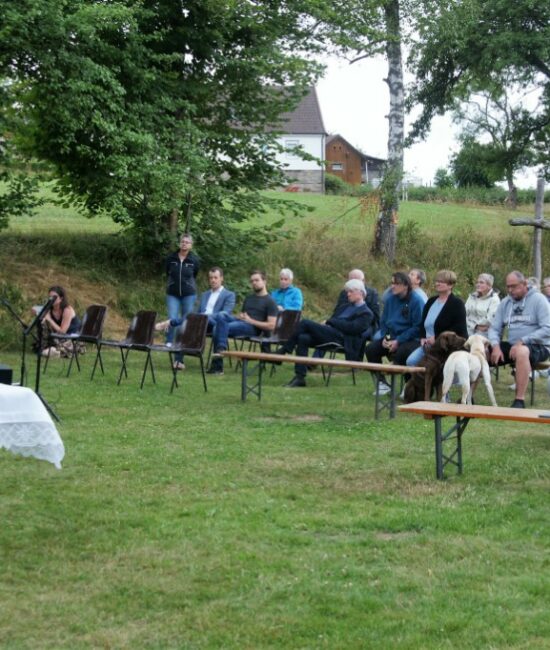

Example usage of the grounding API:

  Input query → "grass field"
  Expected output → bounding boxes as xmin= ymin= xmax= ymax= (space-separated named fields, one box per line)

xmin=1 ymin=349 xmax=549 ymax=648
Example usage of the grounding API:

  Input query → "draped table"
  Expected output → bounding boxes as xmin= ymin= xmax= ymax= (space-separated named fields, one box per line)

xmin=0 ymin=384 xmax=65 ymax=468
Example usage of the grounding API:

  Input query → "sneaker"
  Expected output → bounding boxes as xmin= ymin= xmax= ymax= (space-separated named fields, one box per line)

xmin=41 ymin=347 xmax=60 ymax=358
xmin=510 ymin=399 xmax=525 ymax=409
xmin=373 ymin=381 xmax=391 ymax=396
xmin=211 ymin=349 xmax=226 ymax=359
xmin=206 ymin=368 xmax=224 ymax=375
xmin=155 ymin=319 xmax=171 ymax=332
xmin=285 ymin=375 xmax=306 ymax=388
xmin=207 ymin=359 xmax=224 ymax=375
xmin=173 ymin=361 xmax=185 ymax=371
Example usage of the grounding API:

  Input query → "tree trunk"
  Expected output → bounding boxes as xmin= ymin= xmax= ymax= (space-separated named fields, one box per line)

xmin=166 ymin=208 xmax=179 ymax=237
xmin=373 ymin=0 xmax=403 ymax=263
xmin=505 ymin=172 xmax=518 ymax=210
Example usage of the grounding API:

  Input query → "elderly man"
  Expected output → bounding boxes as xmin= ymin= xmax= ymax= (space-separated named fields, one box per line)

xmin=489 ymin=270 xmax=550 ymax=408
xmin=276 ymin=279 xmax=373 ymax=387
xmin=271 ymin=268 xmax=304 ymax=311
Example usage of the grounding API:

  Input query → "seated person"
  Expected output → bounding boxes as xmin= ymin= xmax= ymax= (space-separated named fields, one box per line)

xmin=409 ymin=268 xmax=428 ymax=304
xmin=489 ymin=270 xmax=550 ymax=408
xmin=406 ymin=269 xmax=468 ymax=367
xmin=276 ymin=279 xmax=373 ymax=388
xmin=365 ymin=272 xmax=423 ymax=391
xmin=271 ymin=268 xmax=303 ymax=311
xmin=155 ymin=266 xmax=235 ymax=370
xmin=207 ymin=270 xmax=278 ymax=375
xmin=37 ymin=285 xmax=81 ymax=359
xmin=465 ymin=273 xmax=500 ymax=336
xmin=156 ymin=266 xmax=235 ymax=333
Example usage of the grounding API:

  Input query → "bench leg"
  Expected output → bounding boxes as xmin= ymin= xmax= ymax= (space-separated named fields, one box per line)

xmin=240 ymin=359 xmax=263 ymax=401
xmin=434 ymin=415 xmax=470 ymax=479
xmin=372 ymin=372 xmax=398 ymax=420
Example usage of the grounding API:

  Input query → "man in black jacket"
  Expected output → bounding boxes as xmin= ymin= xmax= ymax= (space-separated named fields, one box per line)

xmin=277 ymin=279 xmax=373 ymax=387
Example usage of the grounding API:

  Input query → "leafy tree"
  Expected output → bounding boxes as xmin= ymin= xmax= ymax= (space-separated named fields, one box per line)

xmin=408 ymin=0 xmax=550 ymax=173
xmin=433 ymin=167 xmax=454 ymax=188
xmin=450 ymin=137 xmax=496 ymax=188
xmin=453 ymin=84 xmax=541 ymax=207
xmin=0 ymin=1 xmax=322 ymax=261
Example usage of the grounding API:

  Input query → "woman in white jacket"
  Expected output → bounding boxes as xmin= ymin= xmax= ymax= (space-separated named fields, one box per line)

xmin=465 ymin=273 xmax=500 ymax=336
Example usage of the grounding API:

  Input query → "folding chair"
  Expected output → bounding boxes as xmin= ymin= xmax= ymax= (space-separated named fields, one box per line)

xmin=149 ymin=313 xmax=209 ymax=393
xmin=45 ymin=304 xmax=108 ymax=378
xmin=248 ymin=309 xmax=302 ymax=375
xmin=99 ymin=310 xmax=157 ymax=388
xmin=315 ymin=332 xmax=370 ymax=387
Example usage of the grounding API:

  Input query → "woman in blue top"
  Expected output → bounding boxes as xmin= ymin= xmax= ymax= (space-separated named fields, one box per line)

xmin=406 ymin=269 xmax=468 ymax=367
xmin=270 ymin=268 xmax=303 ymax=311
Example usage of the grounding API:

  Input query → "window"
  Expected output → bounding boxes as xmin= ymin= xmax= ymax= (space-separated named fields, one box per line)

xmin=332 ymin=162 xmax=343 ymax=171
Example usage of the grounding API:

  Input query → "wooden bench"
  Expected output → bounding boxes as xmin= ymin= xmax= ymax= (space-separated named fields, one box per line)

xmin=222 ymin=350 xmax=424 ymax=419
xmin=399 ymin=401 xmax=550 ymax=480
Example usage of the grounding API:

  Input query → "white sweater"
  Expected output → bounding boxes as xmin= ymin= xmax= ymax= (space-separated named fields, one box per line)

xmin=465 ymin=290 xmax=500 ymax=336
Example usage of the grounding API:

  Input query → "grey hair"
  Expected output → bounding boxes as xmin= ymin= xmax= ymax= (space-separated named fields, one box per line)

xmin=410 ymin=268 xmax=426 ymax=286
xmin=509 ymin=270 xmax=525 ymax=282
xmin=477 ymin=273 xmax=494 ymax=287
xmin=279 ymin=268 xmax=294 ymax=281
xmin=527 ymin=276 xmax=540 ymax=290
xmin=348 ymin=268 xmax=365 ymax=282
xmin=344 ymin=278 xmax=366 ymax=296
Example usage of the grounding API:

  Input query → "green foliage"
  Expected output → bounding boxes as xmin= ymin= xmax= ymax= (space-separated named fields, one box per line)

xmin=451 ymin=137 xmax=497 ymax=188
xmin=433 ymin=167 xmax=454 ymax=189
xmin=408 ymin=0 xmax=550 ymax=172
xmin=0 ymin=0 xmax=324 ymax=258
xmin=407 ymin=185 xmax=549 ymax=206
xmin=324 ymin=173 xmax=353 ymax=195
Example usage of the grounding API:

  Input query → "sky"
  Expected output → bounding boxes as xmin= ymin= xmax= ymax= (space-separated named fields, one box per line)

xmin=316 ymin=56 xmax=539 ymax=189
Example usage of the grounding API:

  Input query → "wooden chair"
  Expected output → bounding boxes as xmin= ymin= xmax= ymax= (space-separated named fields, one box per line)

xmin=149 ymin=313 xmax=209 ymax=393
xmin=99 ymin=310 xmax=157 ymax=388
xmin=45 ymin=304 xmax=108 ymax=379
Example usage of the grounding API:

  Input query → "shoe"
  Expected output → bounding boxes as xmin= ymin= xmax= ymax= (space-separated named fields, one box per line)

xmin=155 ymin=319 xmax=171 ymax=332
xmin=508 ymin=383 xmax=516 ymax=390
xmin=285 ymin=375 xmax=306 ymax=388
xmin=510 ymin=399 xmax=525 ymax=408
xmin=42 ymin=347 xmax=60 ymax=358
xmin=275 ymin=346 xmax=288 ymax=356
xmin=211 ymin=349 xmax=226 ymax=359
xmin=373 ymin=381 xmax=391 ymax=396
xmin=207 ymin=360 xmax=224 ymax=375
xmin=173 ymin=361 xmax=185 ymax=371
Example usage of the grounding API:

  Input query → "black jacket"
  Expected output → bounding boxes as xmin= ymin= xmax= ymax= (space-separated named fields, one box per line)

xmin=419 ymin=293 xmax=468 ymax=339
xmin=165 ymin=251 xmax=200 ymax=297
xmin=326 ymin=302 xmax=373 ymax=361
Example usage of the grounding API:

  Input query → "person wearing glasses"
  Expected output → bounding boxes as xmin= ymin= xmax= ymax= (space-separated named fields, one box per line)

xmin=489 ymin=270 xmax=550 ymax=408
xmin=366 ymin=272 xmax=424 ymax=393
xmin=406 ymin=269 xmax=468 ymax=368
xmin=465 ymin=273 xmax=500 ymax=336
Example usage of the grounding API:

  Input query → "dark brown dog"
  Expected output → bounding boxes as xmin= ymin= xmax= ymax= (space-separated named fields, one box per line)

xmin=404 ymin=331 xmax=466 ymax=403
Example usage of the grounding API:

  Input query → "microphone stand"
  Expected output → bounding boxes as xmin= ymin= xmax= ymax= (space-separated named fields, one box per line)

xmin=24 ymin=296 xmax=60 ymax=422
xmin=0 ymin=297 xmax=37 ymax=387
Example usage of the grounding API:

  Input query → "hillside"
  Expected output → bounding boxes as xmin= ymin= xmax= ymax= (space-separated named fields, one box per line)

xmin=0 ymin=187 xmax=541 ymax=349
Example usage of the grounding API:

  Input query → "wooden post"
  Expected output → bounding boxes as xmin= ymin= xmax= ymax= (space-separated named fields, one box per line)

xmin=509 ymin=177 xmax=548 ymax=283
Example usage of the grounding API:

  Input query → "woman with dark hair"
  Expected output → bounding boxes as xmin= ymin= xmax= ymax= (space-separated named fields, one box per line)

xmin=366 ymin=271 xmax=424 ymax=371
xmin=406 ymin=269 xmax=468 ymax=367
xmin=39 ymin=285 xmax=81 ymax=358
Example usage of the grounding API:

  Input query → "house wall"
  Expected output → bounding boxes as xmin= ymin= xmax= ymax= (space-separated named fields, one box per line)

xmin=275 ymin=133 xmax=325 ymax=192
xmin=325 ymin=137 xmax=363 ymax=185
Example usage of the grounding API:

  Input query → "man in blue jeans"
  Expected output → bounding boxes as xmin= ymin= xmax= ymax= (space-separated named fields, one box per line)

xmin=208 ymin=270 xmax=278 ymax=375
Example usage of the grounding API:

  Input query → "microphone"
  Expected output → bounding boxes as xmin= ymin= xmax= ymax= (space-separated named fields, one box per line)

xmin=44 ymin=295 xmax=57 ymax=310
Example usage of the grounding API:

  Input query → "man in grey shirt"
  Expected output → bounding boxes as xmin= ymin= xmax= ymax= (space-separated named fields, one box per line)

xmin=489 ymin=270 xmax=550 ymax=408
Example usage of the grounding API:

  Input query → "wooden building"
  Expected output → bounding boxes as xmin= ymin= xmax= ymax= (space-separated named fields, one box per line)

xmin=325 ymin=134 xmax=386 ymax=186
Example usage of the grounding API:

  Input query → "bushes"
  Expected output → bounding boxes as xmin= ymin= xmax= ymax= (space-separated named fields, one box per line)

xmin=407 ymin=185 xmax=549 ymax=206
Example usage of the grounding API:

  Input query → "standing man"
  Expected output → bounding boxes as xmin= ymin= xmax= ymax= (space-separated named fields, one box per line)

xmin=208 ymin=270 xmax=278 ymax=375
xmin=277 ymin=279 xmax=373 ymax=387
xmin=489 ymin=270 xmax=550 ymax=408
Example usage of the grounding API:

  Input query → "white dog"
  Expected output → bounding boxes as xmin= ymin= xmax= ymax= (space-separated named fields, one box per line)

xmin=441 ymin=334 xmax=498 ymax=406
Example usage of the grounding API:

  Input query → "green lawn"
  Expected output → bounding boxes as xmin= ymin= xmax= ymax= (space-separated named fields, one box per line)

xmin=1 ymin=349 xmax=549 ymax=648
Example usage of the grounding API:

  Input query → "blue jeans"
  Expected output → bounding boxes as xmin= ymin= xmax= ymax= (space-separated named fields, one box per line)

xmin=406 ymin=345 xmax=425 ymax=367
xmin=212 ymin=313 xmax=257 ymax=354
xmin=166 ymin=294 xmax=196 ymax=362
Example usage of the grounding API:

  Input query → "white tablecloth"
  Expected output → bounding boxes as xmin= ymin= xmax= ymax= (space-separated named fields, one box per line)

xmin=0 ymin=384 xmax=65 ymax=469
